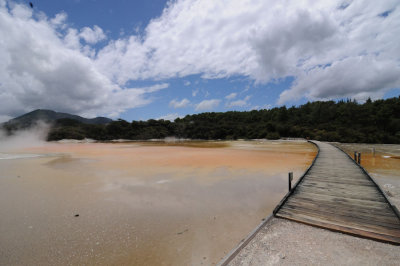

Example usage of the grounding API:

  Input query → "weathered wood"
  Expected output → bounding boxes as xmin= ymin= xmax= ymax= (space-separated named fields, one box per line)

xmin=303 ymin=177 xmax=374 ymax=186
xmin=285 ymin=199 xmax=396 ymax=220
xmin=288 ymin=193 xmax=393 ymax=213
xmin=288 ymin=172 xmax=293 ymax=191
xmin=296 ymin=186 xmax=385 ymax=202
xmin=274 ymin=141 xmax=400 ymax=245
xmin=301 ymin=180 xmax=378 ymax=190
xmin=278 ymin=208 xmax=400 ymax=237
xmin=278 ymin=211 xmax=400 ymax=245
xmin=281 ymin=204 xmax=400 ymax=229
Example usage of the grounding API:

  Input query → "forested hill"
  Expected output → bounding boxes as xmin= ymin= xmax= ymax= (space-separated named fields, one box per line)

xmin=3 ymin=109 xmax=112 ymax=128
xmin=4 ymin=97 xmax=399 ymax=143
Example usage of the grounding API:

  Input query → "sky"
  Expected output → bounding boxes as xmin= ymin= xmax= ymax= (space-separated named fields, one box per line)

xmin=0 ymin=0 xmax=399 ymax=122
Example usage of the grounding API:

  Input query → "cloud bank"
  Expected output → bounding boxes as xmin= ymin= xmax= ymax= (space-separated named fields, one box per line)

xmin=95 ymin=0 xmax=400 ymax=103
xmin=225 ymin=93 xmax=237 ymax=100
xmin=195 ymin=99 xmax=220 ymax=111
xmin=1 ymin=0 xmax=399 ymax=122
xmin=227 ymin=96 xmax=251 ymax=108
xmin=169 ymin=98 xmax=190 ymax=108
xmin=0 ymin=1 xmax=167 ymax=120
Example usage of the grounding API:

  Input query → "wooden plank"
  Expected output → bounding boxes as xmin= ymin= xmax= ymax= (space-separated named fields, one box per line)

xmin=278 ymin=208 xmax=400 ymax=238
xmin=290 ymin=191 xmax=392 ymax=210
xmin=307 ymin=174 xmax=375 ymax=184
xmin=296 ymin=183 xmax=384 ymax=196
xmin=301 ymin=180 xmax=378 ymax=190
xmin=282 ymin=203 xmax=400 ymax=228
xmin=287 ymin=196 xmax=395 ymax=216
xmin=280 ymin=205 xmax=400 ymax=230
xmin=287 ymin=197 xmax=395 ymax=217
xmin=302 ymin=178 xmax=375 ymax=187
xmin=277 ymin=211 xmax=400 ymax=245
xmin=299 ymin=185 xmax=381 ymax=197
xmin=307 ymin=173 xmax=365 ymax=179
xmin=309 ymin=166 xmax=363 ymax=171
xmin=307 ymin=170 xmax=365 ymax=178
xmin=305 ymin=175 xmax=372 ymax=183
xmin=296 ymin=186 xmax=386 ymax=202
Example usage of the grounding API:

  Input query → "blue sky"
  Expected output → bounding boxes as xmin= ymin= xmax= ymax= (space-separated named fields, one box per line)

xmin=0 ymin=0 xmax=399 ymax=122
xmin=32 ymin=0 xmax=294 ymax=121
xmin=28 ymin=0 xmax=168 ymax=39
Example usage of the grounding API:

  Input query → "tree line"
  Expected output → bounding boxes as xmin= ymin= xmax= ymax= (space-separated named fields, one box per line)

xmin=44 ymin=96 xmax=400 ymax=143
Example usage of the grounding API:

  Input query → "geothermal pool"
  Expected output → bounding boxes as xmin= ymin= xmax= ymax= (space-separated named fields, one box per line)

xmin=0 ymin=140 xmax=316 ymax=265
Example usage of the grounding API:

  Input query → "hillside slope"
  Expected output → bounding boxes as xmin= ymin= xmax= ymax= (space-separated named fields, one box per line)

xmin=3 ymin=109 xmax=112 ymax=129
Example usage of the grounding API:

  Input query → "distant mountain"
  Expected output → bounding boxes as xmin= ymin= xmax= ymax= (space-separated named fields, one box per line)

xmin=3 ymin=109 xmax=112 ymax=128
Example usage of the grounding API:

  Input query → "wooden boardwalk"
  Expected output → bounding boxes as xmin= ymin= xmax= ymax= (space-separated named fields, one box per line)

xmin=274 ymin=141 xmax=400 ymax=244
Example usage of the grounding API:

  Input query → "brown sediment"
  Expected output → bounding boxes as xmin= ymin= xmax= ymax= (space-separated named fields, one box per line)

xmin=0 ymin=140 xmax=316 ymax=265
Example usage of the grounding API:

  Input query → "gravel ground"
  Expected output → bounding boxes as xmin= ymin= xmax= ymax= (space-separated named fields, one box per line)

xmin=228 ymin=217 xmax=400 ymax=266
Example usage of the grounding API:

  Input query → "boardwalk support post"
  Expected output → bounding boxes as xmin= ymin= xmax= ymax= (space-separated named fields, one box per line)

xmin=288 ymin=172 xmax=293 ymax=191
xmin=354 ymin=151 xmax=358 ymax=161
xmin=358 ymin=152 xmax=361 ymax=164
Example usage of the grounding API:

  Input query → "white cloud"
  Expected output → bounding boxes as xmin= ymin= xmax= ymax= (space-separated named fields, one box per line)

xmin=195 ymin=99 xmax=220 ymax=111
xmin=184 ymin=80 xmax=191 ymax=86
xmin=79 ymin=25 xmax=106 ymax=44
xmin=169 ymin=98 xmax=190 ymax=108
xmin=279 ymin=56 xmax=400 ymax=104
xmin=0 ymin=2 xmax=166 ymax=119
xmin=158 ymin=113 xmax=181 ymax=121
xmin=94 ymin=0 xmax=400 ymax=104
xmin=50 ymin=12 xmax=67 ymax=27
xmin=2 ymin=0 xmax=400 ymax=122
xmin=227 ymin=95 xmax=251 ymax=108
xmin=225 ymin=92 xmax=237 ymax=100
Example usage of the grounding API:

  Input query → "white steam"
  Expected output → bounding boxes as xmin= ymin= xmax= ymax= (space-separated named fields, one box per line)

xmin=0 ymin=121 xmax=50 ymax=152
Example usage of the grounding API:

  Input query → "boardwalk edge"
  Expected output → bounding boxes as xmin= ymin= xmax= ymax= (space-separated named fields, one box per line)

xmin=217 ymin=214 xmax=273 ymax=266
xmin=272 ymin=140 xmax=320 ymax=216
